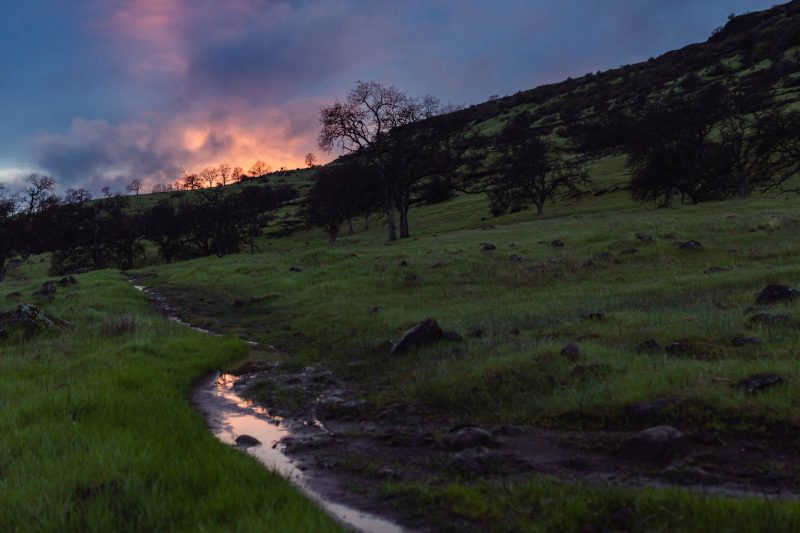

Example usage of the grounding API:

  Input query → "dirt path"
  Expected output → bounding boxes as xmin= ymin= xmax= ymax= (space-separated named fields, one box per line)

xmin=132 ymin=276 xmax=800 ymax=531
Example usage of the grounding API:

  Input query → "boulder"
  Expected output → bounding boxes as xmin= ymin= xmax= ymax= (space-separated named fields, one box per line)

xmin=33 ymin=281 xmax=57 ymax=301
xmin=736 ymin=373 xmax=786 ymax=394
xmin=390 ymin=318 xmax=444 ymax=355
xmin=560 ymin=343 xmax=583 ymax=361
xmin=756 ymin=284 xmax=800 ymax=305
xmin=0 ymin=304 xmax=60 ymax=330
xmin=622 ymin=425 xmax=685 ymax=462
xmin=445 ymin=426 xmax=499 ymax=451
xmin=551 ymin=239 xmax=565 ymax=248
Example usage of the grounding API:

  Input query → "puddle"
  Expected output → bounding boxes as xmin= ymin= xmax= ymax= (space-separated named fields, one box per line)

xmin=193 ymin=372 xmax=405 ymax=533
xmin=132 ymin=281 xmax=404 ymax=532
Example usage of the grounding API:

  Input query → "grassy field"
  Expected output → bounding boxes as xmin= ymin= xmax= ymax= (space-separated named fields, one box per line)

xmin=128 ymin=157 xmax=800 ymax=530
xmin=0 ymin=263 xmax=340 ymax=531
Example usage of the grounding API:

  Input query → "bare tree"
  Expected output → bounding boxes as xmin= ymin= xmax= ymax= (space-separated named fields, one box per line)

xmin=64 ymin=187 xmax=92 ymax=204
xmin=152 ymin=183 xmax=169 ymax=193
xmin=126 ymin=178 xmax=143 ymax=196
xmin=199 ymin=167 xmax=220 ymax=188
xmin=21 ymin=174 xmax=56 ymax=214
xmin=101 ymin=186 xmax=113 ymax=198
xmin=232 ymin=167 xmax=244 ymax=183
xmin=218 ymin=164 xmax=232 ymax=186
xmin=248 ymin=161 xmax=271 ymax=178
xmin=305 ymin=152 xmax=317 ymax=168
xmin=318 ymin=80 xmax=463 ymax=241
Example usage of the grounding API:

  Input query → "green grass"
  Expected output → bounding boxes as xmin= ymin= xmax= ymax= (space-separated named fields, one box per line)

xmin=0 ymin=268 xmax=340 ymax=531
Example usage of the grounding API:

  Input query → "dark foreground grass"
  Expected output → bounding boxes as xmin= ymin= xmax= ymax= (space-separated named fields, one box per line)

xmin=0 ymin=268 xmax=339 ymax=532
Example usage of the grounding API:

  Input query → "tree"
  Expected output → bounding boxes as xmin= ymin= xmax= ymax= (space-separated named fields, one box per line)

xmin=231 ymin=167 xmax=244 ymax=183
xmin=248 ymin=161 xmax=271 ymax=178
xmin=152 ymin=183 xmax=169 ymax=193
xmin=64 ymin=188 xmax=92 ymax=204
xmin=479 ymin=113 xmax=589 ymax=217
xmin=126 ymin=178 xmax=143 ymax=196
xmin=305 ymin=153 xmax=317 ymax=168
xmin=21 ymin=174 xmax=56 ymax=214
xmin=318 ymin=80 xmax=467 ymax=241
xmin=101 ymin=186 xmax=113 ymax=198
xmin=0 ymin=184 xmax=20 ymax=279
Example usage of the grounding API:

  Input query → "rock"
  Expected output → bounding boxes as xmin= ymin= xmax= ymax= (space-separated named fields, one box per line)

xmin=445 ymin=426 xmax=499 ymax=451
xmin=551 ymin=239 xmax=565 ymax=248
xmin=57 ymin=276 xmax=78 ymax=287
xmin=5 ymin=292 xmax=22 ymax=302
xmin=0 ymin=304 xmax=58 ymax=330
xmin=509 ymin=254 xmax=524 ymax=263
xmin=289 ymin=266 xmax=303 ymax=272
xmin=443 ymin=331 xmax=463 ymax=342
xmin=480 ymin=243 xmax=496 ymax=252
xmin=736 ymin=373 xmax=786 ymax=394
xmin=375 ymin=467 xmax=401 ymax=481
xmin=235 ymin=435 xmax=261 ymax=448
xmin=560 ymin=343 xmax=583 ymax=361
xmin=403 ymin=273 xmax=421 ymax=283
xmin=677 ymin=240 xmax=703 ymax=250
xmin=592 ymin=252 xmax=612 ymax=260
xmin=618 ymin=248 xmax=639 ymax=256
xmin=33 ymin=281 xmax=57 ymax=301
xmin=449 ymin=446 xmax=497 ymax=472
xmin=581 ymin=312 xmax=604 ymax=321
xmin=399 ymin=259 xmax=408 ymax=267
xmin=665 ymin=341 xmax=689 ymax=354
xmin=369 ymin=306 xmax=382 ymax=314
xmin=732 ymin=336 xmax=762 ymax=347
xmin=636 ymin=233 xmax=654 ymax=243
xmin=390 ymin=317 xmax=444 ymax=355
xmin=756 ymin=284 xmax=800 ymax=305
xmin=622 ymin=425 xmax=685 ymax=462
xmin=750 ymin=313 xmax=793 ymax=326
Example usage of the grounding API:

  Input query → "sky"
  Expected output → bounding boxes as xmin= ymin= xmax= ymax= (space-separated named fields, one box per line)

xmin=0 ymin=0 xmax=782 ymax=193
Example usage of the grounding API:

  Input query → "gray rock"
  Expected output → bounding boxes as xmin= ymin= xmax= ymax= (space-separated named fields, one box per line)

xmin=289 ymin=266 xmax=303 ymax=272
xmin=756 ymin=284 xmax=800 ymax=305
xmin=403 ymin=273 xmax=421 ymax=283
xmin=560 ymin=343 xmax=583 ymax=361
xmin=390 ymin=318 xmax=444 ymax=355
xmin=33 ymin=281 xmax=57 ymax=301
xmin=677 ymin=240 xmax=703 ymax=250
xmin=551 ymin=239 xmax=565 ymax=248
xmin=369 ymin=306 xmax=382 ymax=314
xmin=234 ymin=434 xmax=261 ymax=447
xmin=636 ymin=233 xmax=654 ymax=243
xmin=622 ymin=425 xmax=685 ymax=462
xmin=399 ymin=259 xmax=408 ymax=267
xmin=736 ymin=373 xmax=786 ymax=394
xmin=480 ymin=243 xmax=496 ymax=252
xmin=509 ymin=254 xmax=524 ymax=263
xmin=445 ymin=426 xmax=499 ymax=451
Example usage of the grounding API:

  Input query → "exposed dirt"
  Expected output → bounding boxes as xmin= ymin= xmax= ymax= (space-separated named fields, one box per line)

xmin=133 ymin=278 xmax=800 ymax=531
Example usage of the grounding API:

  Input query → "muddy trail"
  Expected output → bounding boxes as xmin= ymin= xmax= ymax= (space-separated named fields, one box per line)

xmin=132 ymin=278 xmax=800 ymax=532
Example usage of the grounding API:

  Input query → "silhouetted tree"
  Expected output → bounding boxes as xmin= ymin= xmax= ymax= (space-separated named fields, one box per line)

xmin=305 ymin=153 xmax=317 ymax=168
xmin=21 ymin=174 xmax=56 ymax=214
xmin=126 ymin=178 xmax=143 ymax=196
xmin=248 ymin=161 xmax=270 ymax=178
xmin=64 ymin=188 xmax=92 ymax=204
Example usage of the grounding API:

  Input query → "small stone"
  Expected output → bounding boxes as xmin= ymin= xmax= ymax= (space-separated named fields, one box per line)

xmin=375 ymin=467 xmax=401 ymax=481
xmin=480 ymin=243 xmax=496 ymax=252
xmin=636 ymin=233 xmax=654 ymax=243
xmin=736 ymin=373 xmax=786 ymax=394
xmin=399 ymin=259 xmax=408 ymax=267
xmin=369 ymin=306 xmax=382 ymax=314
xmin=732 ymin=336 xmax=762 ymax=347
xmin=561 ymin=343 xmax=583 ymax=361
xmin=626 ymin=397 xmax=679 ymax=420
xmin=509 ymin=254 xmax=524 ymax=263
xmin=551 ymin=239 xmax=565 ymax=248
xmin=289 ymin=266 xmax=303 ymax=272
xmin=403 ymin=273 xmax=421 ymax=283
xmin=665 ymin=341 xmax=689 ymax=354
xmin=622 ymin=425 xmax=685 ymax=462
xmin=677 ymin=240 xmax=703 ymax=250
xmin=756 ymin=284 xmax=800 ymax=305
xmin=234 ymin=434 xmax=261 ymax=447
xmin=581 ymin=312 xmax=604 ymax=321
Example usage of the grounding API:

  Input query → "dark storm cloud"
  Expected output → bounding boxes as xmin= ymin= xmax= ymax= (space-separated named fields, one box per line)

xmin=0 ymin=0 xmax=784 ymax=193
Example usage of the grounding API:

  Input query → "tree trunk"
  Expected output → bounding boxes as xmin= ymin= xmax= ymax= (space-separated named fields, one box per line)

xmin=386 ymin=204 xmax=397 ymax=242
xmin=738 ymin=175 xmax=750 ymax=199
xmin=399 ymin=207 xmax=410 ymax=239
xmin=347 ymin=217 xmax=354 ymax=234
xmin=363 ymin=213 xmax=369 ymax=230
xmin=535 ymin=202 xmax=544 ymax=218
